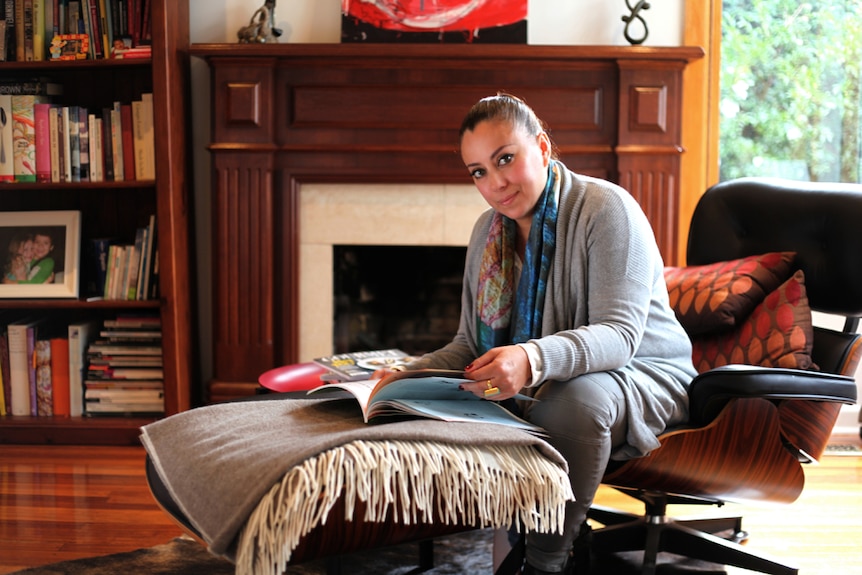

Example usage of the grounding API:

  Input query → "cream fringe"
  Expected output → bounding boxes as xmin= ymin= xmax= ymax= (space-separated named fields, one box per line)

xmin=235 ymin=439 xmax=574 ymax=575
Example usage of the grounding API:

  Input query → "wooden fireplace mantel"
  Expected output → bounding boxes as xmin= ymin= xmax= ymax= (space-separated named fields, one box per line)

xmin=191 ymin=43 xmax=704 ymax=400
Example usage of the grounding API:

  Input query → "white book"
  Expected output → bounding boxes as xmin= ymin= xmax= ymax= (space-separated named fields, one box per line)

xmin=49 ymin=106 xmax=60 ymax=183
xmin=93 ymin=115 xmax=104 ymax=183
xmin=110 ymin=103 xmax=123 ymax=181
xmin=131 ymin=97 xmax=155 ymax=180
xmin=68 ymin=320 xmax=98 ymax=417
xmin=87 ymin=113 xmax=100 ymax=182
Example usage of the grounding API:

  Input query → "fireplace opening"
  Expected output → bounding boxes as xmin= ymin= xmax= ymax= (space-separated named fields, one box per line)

xmin=333 ymin=245 xmax=467 ymax=355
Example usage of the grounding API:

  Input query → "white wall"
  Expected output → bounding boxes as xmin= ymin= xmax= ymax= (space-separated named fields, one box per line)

xmin=189 ymin=0 xmax=682 ymax=45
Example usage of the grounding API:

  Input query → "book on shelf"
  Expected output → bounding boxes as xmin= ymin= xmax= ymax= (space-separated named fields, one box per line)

xmin=0 ymin=94 xmax=14 ymax=182
xmin=1 ymin=0 xmax=151 ymax=61
xmin=124 ymin=225 xmax=143 ymax=299
xmin=33 ymin=0 xmax=44 ymax=61
xmin=120 ymin=101 xmax=134 ymax=180
xmin=68 ymin=104 xmax=81 ymax=181
xmin=33 ymin=101 xmax=51 ymax=182
xmin=78 ymin=105 xmax=89 ymax=181
xmin=313 ymin=348 xmax=419 ymax=382
xmin=60 ymin=104 xmax=71 ymax=181
xmin=308 ymin=368 xmax=544 ymax=434
xmin=87 ymin=342 xmax=161 ymax=355
xmin=109 ymin=101 xmax=123 ymax=181
xmin=86 ymin=366 xmax=164 ymax=380
xmin=85 ymin=388 xmax=163 ymax=402
xmin=68 ymin=319 xmax=98 ymax=417
xmin=100 ymin=106 xmax=113 ymax=180
xmin=92 ymin=221 xmax=154 ymax=301
xmin=103 ymin=315 xmax=161 ymax=329
xmin=11 ymin=94 xmax=50 ymax=182
xmin=22 ymin=0 xmax=33 ymax=61
xmin=137 ymin=213 xmax=156 ymax=300
xmin=131 ymin=93 xmax=154 ymax=180
xmin=0 ymin=326 xmax=9 ymax=415
xmin=34 ymin=337 xmax=53 ymax=416
xmin=99 ymin=328 xmax=161 ymax=339
xmin=48 ymin=104 xmax=60 ymax=182
xmin=84 ymin=401 xmax=164 ymax=416
xmin=85 ymin=379 xmax=162 ymax=389
xmin=82 ymin=313 xmax=163 ymax=416
xmin=0 ymin=96 xmax=143 ymax=186
xmin=6 ymin=317 xmax=43 ymax=416
xmin=50 ymin=336 xmax=71 ymax=417
xmin=0 ymin=78 xmax=64 ymax=96
xmin=84 ymin=237 xmax=115 ymax=298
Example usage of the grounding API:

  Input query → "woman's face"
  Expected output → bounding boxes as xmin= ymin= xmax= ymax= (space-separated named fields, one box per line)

xmin=460 ymin=119 xmax=551 ymax=226
xmin=33 ymin=234 xmax=52 ymax=259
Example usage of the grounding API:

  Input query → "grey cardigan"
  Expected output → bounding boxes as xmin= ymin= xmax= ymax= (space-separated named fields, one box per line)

xmin=411 ymin=166 xmax=697 ymax=458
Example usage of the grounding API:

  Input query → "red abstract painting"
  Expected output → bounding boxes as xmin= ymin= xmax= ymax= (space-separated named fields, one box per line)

xmin=342 ymin=0 xmax=527 ymax=43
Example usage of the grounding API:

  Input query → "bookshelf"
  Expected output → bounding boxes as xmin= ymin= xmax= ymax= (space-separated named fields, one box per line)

xmin=0 ymin=2 xmax=193 ymax=445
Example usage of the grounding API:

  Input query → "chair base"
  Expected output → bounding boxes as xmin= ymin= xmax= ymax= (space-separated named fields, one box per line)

xmin=587 ymin=494 xmax=798 ymax=575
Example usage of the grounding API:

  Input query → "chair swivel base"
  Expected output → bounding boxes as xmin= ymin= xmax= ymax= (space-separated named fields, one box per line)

xmin=588 ymin=500 xmax=798 ymax=575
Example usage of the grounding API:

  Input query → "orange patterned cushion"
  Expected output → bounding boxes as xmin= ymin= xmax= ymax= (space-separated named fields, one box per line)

xmin=664 ymin=252 xmax=796 ymax=336
xmin=690 ymin=270 xmax=814 ymax=373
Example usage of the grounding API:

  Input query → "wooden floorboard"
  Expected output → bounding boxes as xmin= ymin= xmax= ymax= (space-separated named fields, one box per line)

xmin=0 ymin=434 xmax=860 ymax=574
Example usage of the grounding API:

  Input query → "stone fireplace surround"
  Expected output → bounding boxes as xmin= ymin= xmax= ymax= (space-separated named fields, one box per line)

xmin=192 ymin=43 xmax=703 ymax=400
xmin=299 ymin=182 xmax=486 ymax=361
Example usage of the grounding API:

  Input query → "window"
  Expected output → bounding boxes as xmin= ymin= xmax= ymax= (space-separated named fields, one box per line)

xmin=720 ymin=1 xmax=862 ymax=182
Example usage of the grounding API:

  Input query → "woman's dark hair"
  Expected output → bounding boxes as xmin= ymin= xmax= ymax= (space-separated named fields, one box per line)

xmin=459 ymin=93 xmax=556 ymax=157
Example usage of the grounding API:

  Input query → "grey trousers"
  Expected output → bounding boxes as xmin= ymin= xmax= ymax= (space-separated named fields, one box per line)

xmin=520 ymin=372 xmax=629 ymax=572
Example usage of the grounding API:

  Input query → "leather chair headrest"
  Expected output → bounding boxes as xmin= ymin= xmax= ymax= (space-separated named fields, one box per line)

xmin=688 ymin=177 xmax=862 ymax=317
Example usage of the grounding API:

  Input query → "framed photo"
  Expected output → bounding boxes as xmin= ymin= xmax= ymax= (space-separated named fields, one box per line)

xmin=50 ymin=34 xmax=90 ymax=60
xmin=0 ymin=211 xmax=81 ymax=299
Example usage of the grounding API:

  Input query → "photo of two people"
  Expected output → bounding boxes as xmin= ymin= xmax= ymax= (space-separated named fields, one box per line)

xmin=2 ymin=228 xmax=61 ymax=285
xmin=0 ymin=210 xmax=80 ymax=298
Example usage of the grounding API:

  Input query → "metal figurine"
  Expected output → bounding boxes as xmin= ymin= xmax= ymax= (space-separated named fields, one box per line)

xmin=622 ymin=0 xmax=650 ymax=46
xmin=237 ymin=0 xmax=283 ymax=44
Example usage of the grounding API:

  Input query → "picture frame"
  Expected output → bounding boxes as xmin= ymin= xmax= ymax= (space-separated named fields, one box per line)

xmin=50 ymin=33 xmax=90 ymax=60
xmin=0 ymin=210 xmax=81 ymax=299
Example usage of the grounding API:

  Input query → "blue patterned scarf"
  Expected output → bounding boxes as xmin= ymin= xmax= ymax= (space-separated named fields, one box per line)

xmin=475 ymin=161 xmax=560 ymax=354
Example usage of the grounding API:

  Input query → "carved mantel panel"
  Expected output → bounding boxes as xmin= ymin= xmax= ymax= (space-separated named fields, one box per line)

xmin=192 ymin=43 xmax=704 ymax=399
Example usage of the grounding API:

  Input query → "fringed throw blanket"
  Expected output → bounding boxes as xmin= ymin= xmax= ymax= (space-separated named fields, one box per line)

xmin=141 ymin=397 xmax=573 ymax=575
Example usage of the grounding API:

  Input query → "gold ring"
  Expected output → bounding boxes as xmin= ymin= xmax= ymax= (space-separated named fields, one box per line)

xmin=485 ymin=379 xmax=493 ymax=389
xmin=484 ymin=386 xmax=501 ymax=398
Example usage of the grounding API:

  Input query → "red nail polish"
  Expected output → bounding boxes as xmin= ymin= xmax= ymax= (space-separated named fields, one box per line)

xmin=465 ymin=363 xmax=474 ymax=371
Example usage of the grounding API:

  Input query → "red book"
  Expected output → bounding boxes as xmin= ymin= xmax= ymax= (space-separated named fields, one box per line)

xmin=33 ymin=102 xmax=52 ymax=183
xmin=121 ymin=103 xmax=135 ymax=180
xmin=50 ymin=337 xmax=71 ymax=417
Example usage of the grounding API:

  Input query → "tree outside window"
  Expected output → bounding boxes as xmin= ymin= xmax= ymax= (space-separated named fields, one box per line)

xmin=720 ymin=1 xmax=862 ymax=182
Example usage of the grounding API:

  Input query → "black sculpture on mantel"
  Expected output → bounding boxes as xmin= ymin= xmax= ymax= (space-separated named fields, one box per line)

xmin=237 ymin=0 xmax=284 ymax=43
xmin=622 ymin=0 xmax=650 ymax=45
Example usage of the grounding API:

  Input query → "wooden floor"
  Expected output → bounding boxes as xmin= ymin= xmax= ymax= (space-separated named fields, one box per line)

xmin=0 ymin=435 xmax=860 ymax=575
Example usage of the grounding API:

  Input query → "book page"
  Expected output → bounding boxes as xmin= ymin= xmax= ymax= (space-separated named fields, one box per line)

xmin=308 ymin=378 xmax=378 ymax=417
xmin=370 ymin=398 xmax=546 ymax=434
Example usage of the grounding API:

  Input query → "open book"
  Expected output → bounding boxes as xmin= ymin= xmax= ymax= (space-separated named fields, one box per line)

xmin=307 ymin=369 xmax=544 ymax=434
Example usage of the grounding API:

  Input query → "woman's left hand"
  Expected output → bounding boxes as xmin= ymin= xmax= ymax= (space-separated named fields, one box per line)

xmin=462 ymin=345 xmax=531 ymax=400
